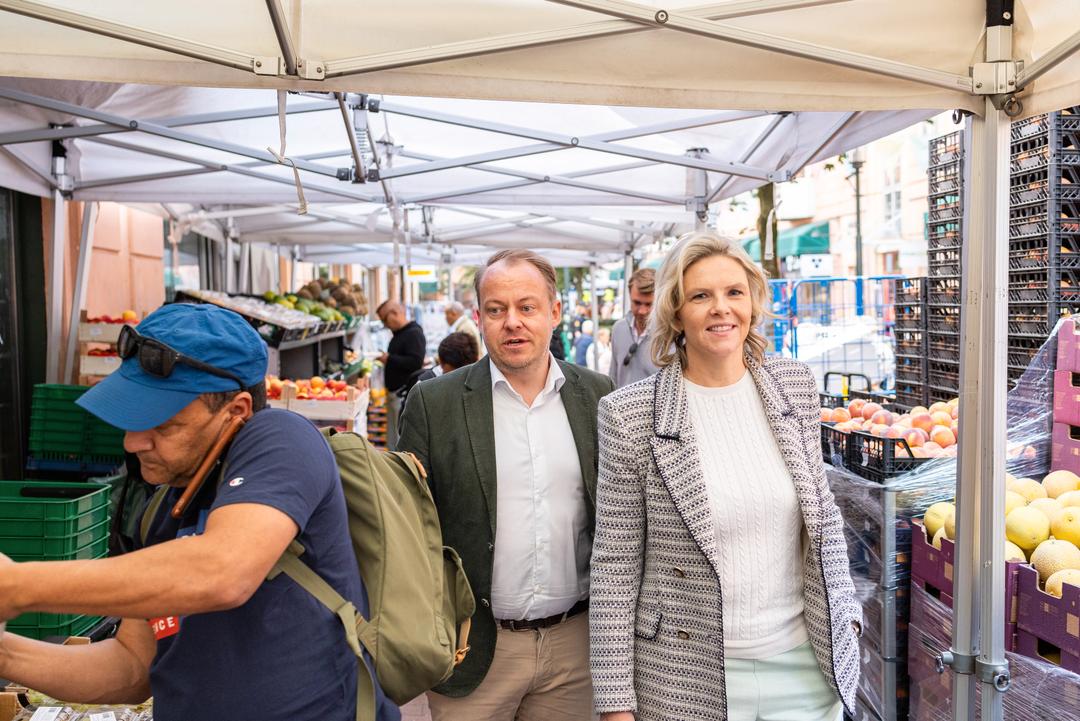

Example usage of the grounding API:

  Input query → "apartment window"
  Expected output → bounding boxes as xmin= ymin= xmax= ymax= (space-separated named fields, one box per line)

xmin=883 ymin=162 xmax=902 ymax=236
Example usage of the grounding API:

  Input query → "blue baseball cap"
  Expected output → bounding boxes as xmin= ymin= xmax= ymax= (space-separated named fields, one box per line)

xmin=77 ymin=303 xmax=268 ymax=431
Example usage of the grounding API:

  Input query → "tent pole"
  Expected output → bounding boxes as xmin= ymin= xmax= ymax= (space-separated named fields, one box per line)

xmin=63 ymin=202 xmax=97 ymax=383
xmin=46 ymin=181 xmax=66 ymax=385
xmin=622 ymin=251 xmax=633 ymax=316
xmin=951 ymin=99 xmax=1010 ymax=721
xmin=590 ymin=262 xmax=599 ymax=345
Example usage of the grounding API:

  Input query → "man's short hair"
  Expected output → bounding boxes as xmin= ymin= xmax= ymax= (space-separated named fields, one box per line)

xmin=629 ymin=267 xmax=656 ymax=295
xmin=202 ymin=381 xmax=267 ymax=414
xmin=474 ymin=249 xmax=558 ymax=303
xmin=446 ymin=301 xmax=465 ymax=315
xmin=438 ymin=332 xmax=480 ymax=370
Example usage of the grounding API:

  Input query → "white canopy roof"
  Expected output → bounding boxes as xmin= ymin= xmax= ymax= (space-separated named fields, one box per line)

xmin=0 ymin=0 xmax=1075 ymax=119
xmin=0 ymin=78 xmax=932 ymax=264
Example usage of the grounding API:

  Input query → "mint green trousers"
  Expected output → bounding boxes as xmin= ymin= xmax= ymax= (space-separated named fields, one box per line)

xmin=724 ymin=641 xmax=844 ymax=721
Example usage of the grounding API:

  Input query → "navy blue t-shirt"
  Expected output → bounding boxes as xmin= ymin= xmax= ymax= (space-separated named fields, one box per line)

xmin=138 ymin=408 xmax=399 ymax=721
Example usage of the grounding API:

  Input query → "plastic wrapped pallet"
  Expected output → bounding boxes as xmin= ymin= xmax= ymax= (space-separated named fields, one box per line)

xmin=908 ymin=583 xmax=1080 ymax=721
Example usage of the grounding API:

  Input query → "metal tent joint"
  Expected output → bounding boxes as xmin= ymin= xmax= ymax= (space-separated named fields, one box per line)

xmin=936 ymin=651 xmax=1011 ymax=692
xmin=971 ymin=60 xmax=1019 ymax=96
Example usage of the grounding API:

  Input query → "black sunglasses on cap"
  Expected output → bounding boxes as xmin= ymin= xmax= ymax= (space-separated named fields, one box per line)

xmin=118 ymin=325 xmax=246 ymax=389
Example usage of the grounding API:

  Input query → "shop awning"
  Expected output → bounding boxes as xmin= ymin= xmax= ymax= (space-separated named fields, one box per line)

xmin=742 ymin=220 xmax=830 ymax=259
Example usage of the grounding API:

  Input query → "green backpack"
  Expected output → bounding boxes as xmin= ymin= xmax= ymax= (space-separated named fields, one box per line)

xmin=140 ymin=427 xmax=475 ymax=721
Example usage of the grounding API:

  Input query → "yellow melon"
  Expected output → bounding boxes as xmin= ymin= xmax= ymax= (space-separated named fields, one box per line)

xmin=1005 ymin=473 xmax=1020 ymax=491
xmin=923 ymin=502 xmax=955 ymax=539
xmin=1006 ymin=506 xmax=1051 ymax=554
xmin=1004 ymin=540 xmax=1027 ymax=563
xmin=1005 ymin=491 xmax=1027 ymax=517
xmin=1058 ymin=490 xmax=1080 ymax=508
xmin=1030 ymin=539 xmax=1080 ymax=583
xmin=1050 ymin=507 xmax=1080 ymax=547
xmin=932 ymin=526 xmax=947 ymax=550
xmin=944 ymin=507 xmax=957 ymax=540
xmin=1043 ymin=470 xmax=1080 ymax=499
xmin=1046 ymin=568 xmax=1080 ymax=598
xmin=1028 ymin=497 xmax=1064 ymax=523
xmin=1013 ymin=477 xmax=1049 ymax=503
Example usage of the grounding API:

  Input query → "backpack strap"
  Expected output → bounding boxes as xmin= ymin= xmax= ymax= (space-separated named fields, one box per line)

xmin=269 ymin=540 xmax=377 ymax=721
xmin=138 ymin=486 xmax=170 ymax=547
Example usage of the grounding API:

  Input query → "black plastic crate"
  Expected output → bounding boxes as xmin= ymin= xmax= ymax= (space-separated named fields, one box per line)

xmin=927 ymin=277 xmax=962 ymax=305
xmin=1008 ymin=302 xmax=1056 ymax=338
xmin=1010 ymin=176 xmax=1080 ymax=208
xmin=928 ymin=202 xmax=962 ymax=224
xmin=821 ymin=422 xmax=852 ymax=465
xmin=1008 ymin=268 xmax=1080 ymax=302
xmin=894 ymin=328 xmax=926 ymax=358
xmin=894 ymin=381 xmax=928 ymax=409
xmin=1011 ymin=109 xmax=1080 ymax=143
xmin=929 ymin=131 xmax=963 ymax=167
xmin=927 ymin=304 xmax=961 ymax=333
xmin=927 ymin=333 xmax=960 ymax=361
xmin=927 ymin=360 xmax=960 ymax=393
xmin=894 ymin=303 xmax=926 ymax=330
xmin=821 ymin=392 xmax=847 ymax=409
xmin=927 ymin=221 xmax=962 ymax=250
xmin=1010 ymin=216 xmax=1080 ymax=242
xmin=894 ymin=356 xmax=925 ymax=382
xmin=847 ymin=431 xmax=932 ymax=482
xmin=927 ymin=247 xmax=961 ymax=277
xmin=928 ymin=163 xmax=962 ymax=195
xmin=1011 ymin=147 xmax=1080 ymax=174
xmin=894 ymin=277 xmax=926 ymax=303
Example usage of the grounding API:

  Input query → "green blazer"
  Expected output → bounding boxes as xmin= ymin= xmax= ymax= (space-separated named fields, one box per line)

xmin=397 ymin=355 xmax=615 ymax=697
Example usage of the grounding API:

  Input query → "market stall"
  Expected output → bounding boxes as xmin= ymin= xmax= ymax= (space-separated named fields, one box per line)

xmin=0 ymin=1 xmax=1078 ymax=719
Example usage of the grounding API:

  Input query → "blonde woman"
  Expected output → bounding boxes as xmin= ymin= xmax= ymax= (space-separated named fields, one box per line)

xmin=589 ymin=232 xmax=861 ymax=721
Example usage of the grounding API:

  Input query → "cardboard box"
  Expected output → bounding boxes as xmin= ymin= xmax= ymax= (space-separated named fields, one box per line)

xmin=1016 ymin=563 xmax=1080 ymax=674
xmin=910 ymin=518 xmax=1021 ymax=649
xmin=1055 ymin=369 xmax=1080 ymax=427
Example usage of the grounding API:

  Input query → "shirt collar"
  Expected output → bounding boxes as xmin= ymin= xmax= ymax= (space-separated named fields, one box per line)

xmin=450 ymin=315 xmax=464 ymax=331
xmin=490 ymin=353 xmax=565 ymax=401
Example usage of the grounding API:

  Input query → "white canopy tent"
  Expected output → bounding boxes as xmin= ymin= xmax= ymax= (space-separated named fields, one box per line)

xmin=0 ymin=79 xmax=932 ymax=265
xmin=0 ymin=2 xmax=1078 ymax=719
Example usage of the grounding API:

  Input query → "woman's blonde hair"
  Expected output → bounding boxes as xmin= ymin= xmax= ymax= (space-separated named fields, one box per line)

xmin=650 ymin=231 xmax=772 ymax=368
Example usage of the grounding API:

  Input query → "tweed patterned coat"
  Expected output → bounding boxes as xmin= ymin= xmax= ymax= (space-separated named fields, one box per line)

xmin=589 ymin=355 xmax=861 ymax=720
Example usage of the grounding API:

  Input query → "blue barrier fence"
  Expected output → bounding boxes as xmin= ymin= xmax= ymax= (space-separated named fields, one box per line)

xmin=765 ymin=276 xmax=906 ymax=393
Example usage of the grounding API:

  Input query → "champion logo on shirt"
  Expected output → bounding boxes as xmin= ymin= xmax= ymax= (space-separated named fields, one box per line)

xmin=228 ymin=476 xmax=245 ymax=487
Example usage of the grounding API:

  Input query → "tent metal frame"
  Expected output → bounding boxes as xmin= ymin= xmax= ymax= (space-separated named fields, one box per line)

xmin=1 ymin=4 xmax=1077 ymax=719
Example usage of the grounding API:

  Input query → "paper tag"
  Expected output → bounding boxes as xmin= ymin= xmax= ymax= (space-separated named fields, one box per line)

xmin=29 ymin=709 xmax=63 ymax=721
xmin=90 ymin=713 xmax=119 ymax=721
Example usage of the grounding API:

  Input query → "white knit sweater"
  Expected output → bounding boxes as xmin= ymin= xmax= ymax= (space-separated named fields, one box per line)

xmin=684 ymin=371 xmax=809 ymax=660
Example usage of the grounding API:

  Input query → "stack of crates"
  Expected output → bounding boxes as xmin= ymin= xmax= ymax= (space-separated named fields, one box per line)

xmin=1008 ymin=107 xmax=1080 ymax=385
xmin=27 ymin=384 xmax=125 ymax=473
xmin=892 ymin=277 xmax=928 ymax=408
xmin=926 ymin=130 xmax=964 ymax=404
xmin=0 ymin=480 xmax=110 ymax=639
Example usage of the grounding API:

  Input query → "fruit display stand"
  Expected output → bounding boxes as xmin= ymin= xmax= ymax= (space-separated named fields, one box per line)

xmin=268 ymin=383 xmax=369 ymax=432
xmin=367 ymin=388 xmax=389 ymax=450
xmin=75 ymin=311 xmax=134 ymax=385
xmin=908 ymin=582 xmax=1080 ymax=721
xmin=827 ymin=462 xmax=954 ymax=721
xmin=911 ymin=518 xmax=1024 ymax=649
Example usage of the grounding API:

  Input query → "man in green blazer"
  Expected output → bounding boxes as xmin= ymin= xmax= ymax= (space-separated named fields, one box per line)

xmin=399 ymin=249 xmax=614 ymax=721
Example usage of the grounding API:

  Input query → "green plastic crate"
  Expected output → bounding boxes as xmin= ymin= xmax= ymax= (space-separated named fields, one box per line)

xmin=8 ymin=612 xmax=101 ymax=640
xmin=31 ymin=384 xmax=88 ymax=402
xmin=29 ymin=384 xmax=125 ymax=461
xmin=0 ymin=481 xmax=110 ymax=537
xmin=9 ymin=538 xmax=108 ymax=563
xmin=0 ymin=518 xmax=110 ymax=557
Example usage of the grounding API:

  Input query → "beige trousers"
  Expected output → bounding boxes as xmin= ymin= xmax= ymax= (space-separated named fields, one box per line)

xmin=427 ymin=610 xmax=593 ymax=721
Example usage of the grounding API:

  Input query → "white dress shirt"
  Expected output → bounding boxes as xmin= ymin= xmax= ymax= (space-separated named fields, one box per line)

xmin=490 ymin=355 xmax=591 ymax=620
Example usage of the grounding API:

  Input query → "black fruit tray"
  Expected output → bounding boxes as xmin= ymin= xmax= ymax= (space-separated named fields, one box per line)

xmin=847 ymin=431 xmax=934 ymax=483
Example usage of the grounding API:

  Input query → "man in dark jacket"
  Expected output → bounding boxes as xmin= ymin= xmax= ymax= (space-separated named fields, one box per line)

xmin=398 ymin=250 xmax=613 ymax=721
xmin=376 ymin=300 xmax=426 ymax=449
